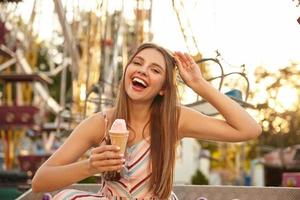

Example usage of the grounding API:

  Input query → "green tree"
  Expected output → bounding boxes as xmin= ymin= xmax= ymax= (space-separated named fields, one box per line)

xmin=250 ymin=63 xmax=300 ymax=150
xmin=191 ymin=169 xmax=209 ymax=185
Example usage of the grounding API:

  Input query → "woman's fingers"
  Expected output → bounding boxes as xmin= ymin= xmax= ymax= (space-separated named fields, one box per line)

xmin=90 ymin=151 xmax=124 ymax=162
xmin=90 ymin=160 xmax=123 ymax=172
xmin=174 ymin=55 xmax=183 ymax=70
xmin=184 ymin=53 xmax=195 ymax=66
xmin=88 ymin=144 xmax=125 ymax=174
xmin=173 ymin=51 xmax=203 ymax=87
xmin=96 ymin=164 xmax=124 ymax=172
xmin=174 ymin=51 xmax=197 ymax=72
xmin=92 ymin=158 xmax=125 ymax=167
xmin=91 ymin=145 xmax=120 ymax=154
xmin=174 ymin=51 xmax=189 ymax=68
xmin=89 ymin=158 xmax=124 ymax=173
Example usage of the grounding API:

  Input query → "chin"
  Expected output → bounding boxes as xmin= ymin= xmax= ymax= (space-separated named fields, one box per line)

xmin=127 ymin=94 xmax=154 ymax=104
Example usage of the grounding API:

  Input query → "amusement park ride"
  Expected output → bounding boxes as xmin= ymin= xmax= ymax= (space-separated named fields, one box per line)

xmin=0 ymin=0 xmax=257 ymax=190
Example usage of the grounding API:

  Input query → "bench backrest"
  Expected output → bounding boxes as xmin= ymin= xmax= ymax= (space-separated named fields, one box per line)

xmin=16 ymin=184 xmax=300 ymax=200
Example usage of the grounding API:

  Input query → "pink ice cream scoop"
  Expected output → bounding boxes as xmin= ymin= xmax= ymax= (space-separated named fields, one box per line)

xmin=110 ymin=119 xmax=128 ymax=133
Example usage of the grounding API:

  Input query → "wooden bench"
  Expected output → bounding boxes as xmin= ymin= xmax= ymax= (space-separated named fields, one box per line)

xmin=16 ymin=184 xmax=300 ymax=200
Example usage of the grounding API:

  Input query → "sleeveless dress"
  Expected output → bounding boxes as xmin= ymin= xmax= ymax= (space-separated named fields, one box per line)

xmin=52 ymin=138 xmax=178 ymax=200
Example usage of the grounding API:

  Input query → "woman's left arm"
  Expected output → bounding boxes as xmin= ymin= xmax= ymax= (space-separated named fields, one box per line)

xmin=174 ymin=52 xmax=262 ymax=142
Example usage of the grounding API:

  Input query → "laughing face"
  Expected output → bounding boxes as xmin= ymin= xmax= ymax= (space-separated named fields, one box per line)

xmin=124 ymin=48 xmax=167 ymax=104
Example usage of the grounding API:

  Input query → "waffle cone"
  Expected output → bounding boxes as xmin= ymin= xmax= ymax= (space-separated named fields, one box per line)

xmin=109 ymin=131 xmax=129 ymax=154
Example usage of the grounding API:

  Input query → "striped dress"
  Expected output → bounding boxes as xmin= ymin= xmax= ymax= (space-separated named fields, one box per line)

xmin=52 ymin=138 xmax=178 ymax=200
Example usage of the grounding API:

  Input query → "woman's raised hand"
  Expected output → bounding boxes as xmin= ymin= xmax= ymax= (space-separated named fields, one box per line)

xmin=174 ymin=51 xmax=205 ymax=88
xmin=88 ymin=145 xmax=125 ymax=175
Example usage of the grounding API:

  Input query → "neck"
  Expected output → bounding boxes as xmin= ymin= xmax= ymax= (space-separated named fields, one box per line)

xmin=128 ymin=100 xmax=152 ymax=124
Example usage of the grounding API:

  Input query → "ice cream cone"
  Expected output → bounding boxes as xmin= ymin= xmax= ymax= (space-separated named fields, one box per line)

xmin=109 ymin=119 xmax=129 ymax=154
xmin=109 ymin=130 xmax=129 ymax=154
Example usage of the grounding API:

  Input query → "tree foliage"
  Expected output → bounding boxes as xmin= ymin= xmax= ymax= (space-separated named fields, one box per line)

xmin=251 ymin=63 xmax=300 ymax=149
xmin=191 ymin=169 xmax=209 ymax=185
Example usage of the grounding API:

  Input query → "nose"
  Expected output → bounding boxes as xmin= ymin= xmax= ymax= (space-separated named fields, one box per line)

xmin=137 ymin=65 xmax=148 ymax=76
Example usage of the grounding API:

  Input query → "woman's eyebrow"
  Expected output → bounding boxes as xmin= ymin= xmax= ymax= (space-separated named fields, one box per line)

xmin=133 ymin=56 xmax=144 ymax=61
xmin=134 ymin=56 xmax=165 ymax=71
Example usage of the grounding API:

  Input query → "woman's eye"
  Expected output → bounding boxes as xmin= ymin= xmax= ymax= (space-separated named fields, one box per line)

xmin=133 ymin=61 xmax=141 ymax=65
xmin=152 ymin=68 xmax=160 ymax=74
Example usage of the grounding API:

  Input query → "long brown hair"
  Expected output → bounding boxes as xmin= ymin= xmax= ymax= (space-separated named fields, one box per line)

xmin=113 ymin=43 xmax=179 ymax=198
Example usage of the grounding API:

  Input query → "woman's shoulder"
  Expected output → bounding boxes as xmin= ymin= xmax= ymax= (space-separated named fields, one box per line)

xmin=95 ymin=107 xmax=116 ymax=121
xmin=77 ymin=108 xmax=115 ymax=146
xmin=177 ymin=104 xmax=193 ymax=117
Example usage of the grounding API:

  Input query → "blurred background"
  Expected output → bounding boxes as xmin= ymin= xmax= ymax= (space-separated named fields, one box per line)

xmin=0 ymin=0 xmax=300 ymax=199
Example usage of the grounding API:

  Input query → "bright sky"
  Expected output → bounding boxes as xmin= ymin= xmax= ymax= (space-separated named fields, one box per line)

xmin=150 ymin=0 xmax=300 ymax=105
xmin=152 ymin=0 xmax=300 ymax=74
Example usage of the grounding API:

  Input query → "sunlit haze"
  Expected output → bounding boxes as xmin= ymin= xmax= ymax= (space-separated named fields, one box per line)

xmin=14 ymin=0 xmax=300 ymax=72
xmin=152 ymin=0 xmax=300 ymax=73
xmin=12 ymin=0 xmax=300 ymax=106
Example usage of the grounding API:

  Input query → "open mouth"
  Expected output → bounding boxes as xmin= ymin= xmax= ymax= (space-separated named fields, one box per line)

xmin=132 ymin=77 xmax=148 ymax=90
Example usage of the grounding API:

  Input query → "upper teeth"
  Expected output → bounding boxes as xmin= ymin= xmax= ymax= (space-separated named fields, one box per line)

xmin=133 ymin=77 xmax=147 ymax=87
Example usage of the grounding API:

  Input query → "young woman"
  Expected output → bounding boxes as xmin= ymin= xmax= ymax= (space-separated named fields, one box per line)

xmin=32 ymin=43 xmax=262 ymax=199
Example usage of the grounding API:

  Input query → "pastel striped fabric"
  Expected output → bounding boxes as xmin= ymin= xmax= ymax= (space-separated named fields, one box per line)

xmin=52 ymin=138 xmax=178 ymax=200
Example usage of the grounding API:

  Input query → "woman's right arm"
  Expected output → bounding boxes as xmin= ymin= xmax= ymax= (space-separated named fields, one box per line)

xmin=31 ymin=113 xmax=124 ymax=192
